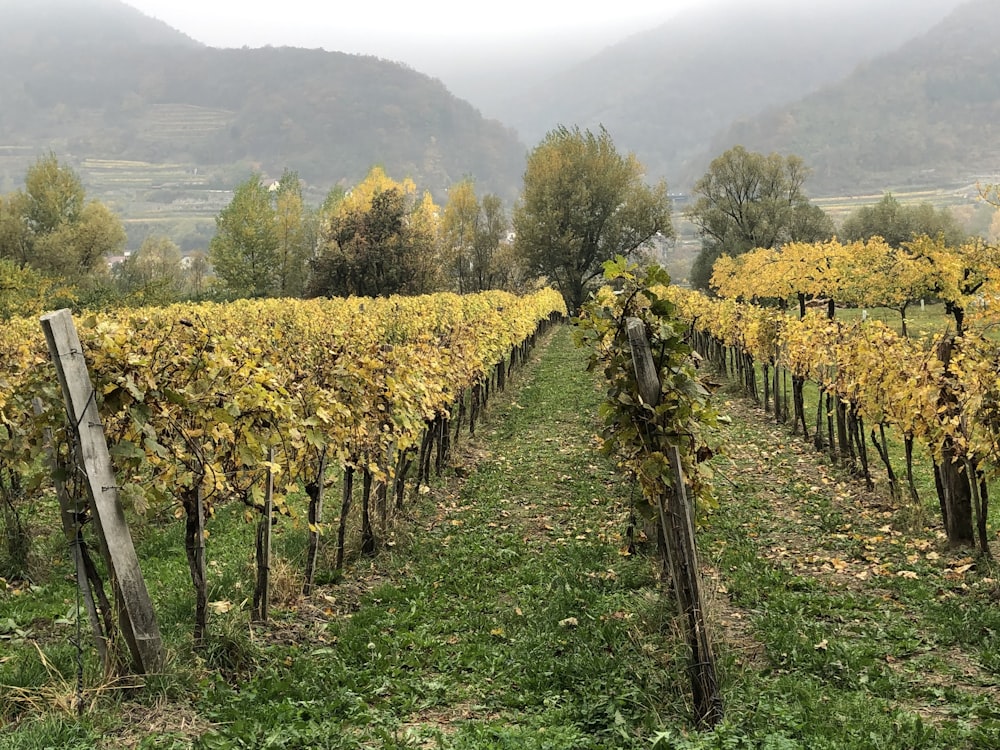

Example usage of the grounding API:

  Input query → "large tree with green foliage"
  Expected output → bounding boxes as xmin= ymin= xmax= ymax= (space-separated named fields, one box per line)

xmin=687 ymin=146 xmax=833 ymax=289
xmin=513 ymin=126 xmax=672 ymax=313
xmin=0 ymin=153 xmax=125 ymax=280
xmin=210 ymin=175 xmax=278 ymax=297
xmin=209 ymin=172 xmax=314 ymax=299
xmin=840 ymin=192 xmax=966 ymax=247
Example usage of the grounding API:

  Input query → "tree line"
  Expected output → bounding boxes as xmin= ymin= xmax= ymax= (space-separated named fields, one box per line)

xmin=3 ymin=137 xmax=993 ymax=322
xmin=685 ymin=145 xmax=979 ymax=290
xmin=0 ymin=128 xmax=671 ymax=318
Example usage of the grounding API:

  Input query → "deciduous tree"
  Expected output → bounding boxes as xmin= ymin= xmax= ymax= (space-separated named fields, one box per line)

xmin=687 ymin=146 xmax=832 ymax=289
xmin=513 ymin=126 xmax=672 ymax=313
xmin=1 ymin=154 xmax=125 ymax=280
xmin=308 ymin=167 xmax=442 ymax=298
xmin=441 ymin=180 xmax=510 ymax=293
xmin=840 ymin=193 xmax=966 ymax=248
xmin=210 ymin=175 xmax=280 ymax=298
xmin=115 ymin=236 xmax=184 ymax=304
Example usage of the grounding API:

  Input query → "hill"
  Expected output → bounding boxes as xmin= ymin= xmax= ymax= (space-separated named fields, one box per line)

xmin=688 ymin=0 xmax=1000 ymax=195
xmin=501 ymin=0 xmax=967 ymax=190
xmin=0 ymin=0 xmax=527 ymax=248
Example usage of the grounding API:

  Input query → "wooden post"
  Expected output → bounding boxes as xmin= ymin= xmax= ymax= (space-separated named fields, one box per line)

xmin=626 ymin=316 xmax=723 ymax=727
xmin=626 ymin=318 xmax=661 ymax=408
xmin=40 ymin=309 xmax=164 ymax=674
xmin=253 ymin=451 xmax=275 ymax=622
xmin=303 ymin=449 xmax=327 ymax=596
xmin=666 ymin=446 xmax=724 ymax=727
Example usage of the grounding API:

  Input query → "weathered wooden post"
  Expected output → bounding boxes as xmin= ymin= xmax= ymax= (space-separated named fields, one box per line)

xmin=626 ymin=317 xmax=723 ymax=728
xmin=303 ymin=450 xmax=327 ymax=596
xmin=253 ymin=450 xmax=275 ymax=622
xmin=40 ymin=309 xmax=164 ymax=674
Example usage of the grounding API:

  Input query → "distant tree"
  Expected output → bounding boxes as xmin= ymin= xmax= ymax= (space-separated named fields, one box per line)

xmin=513 ymin=126 xmax=672 ymax=313
xmin=116 ymin=235 xmax=184 ymax=304
xmin=0 ymin=154 xmax=125 ymax=280
xmin=979 ymin=183 xmax=1000 ymax=209
xmin=441 ymin=180 xmax=510 ymax=293
xmin=0 ymin=259 xmax=73 ymax=319
xmin=22 ymin=152 xmax=85 ymax=236
xmin=687 ymin=146 xmax=832 ymax=290
xmin=209 ymin=175 xmax=280 ymax=298
xmin=441 ymin=179 xmax=479 ymax=293
xmin=474 ymin=194 xmax=509 ymax=291
xmin=308 ymin=167 xmax=442 ymax=298
xmin=0 ymin=192 xmax=31 ymax=268
xmin=32 ymin=200 xmax=125 ymax=277
xmin=989 ymin=209 xmax=1000 ymax=244
xmin=840 ymin=193 xmax=966 ymax=248
xmin=272 ymin=170 xmax=314 ymax=297
xmin=184 ymin=251 xmax=212 ymax=299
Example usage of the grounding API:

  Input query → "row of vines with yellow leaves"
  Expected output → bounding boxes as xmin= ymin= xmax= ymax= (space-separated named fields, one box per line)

xmin=665 ymin=285 xmax=1000 ymax=551
xmin=0 ymin=288 xmax=565 ymax=641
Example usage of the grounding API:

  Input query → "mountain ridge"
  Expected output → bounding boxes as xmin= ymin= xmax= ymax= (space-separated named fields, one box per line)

xmin=687 ymin=0 xmax=1000 ymax=194
xmin=0 ymin=0 xmax=528 ymax=235
xmin=500 ymin=0 xmax=969 ymax=192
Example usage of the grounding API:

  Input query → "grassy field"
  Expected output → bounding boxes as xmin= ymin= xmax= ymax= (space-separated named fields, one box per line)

xmin=3 ymin=324 xmax=1000 ymax=748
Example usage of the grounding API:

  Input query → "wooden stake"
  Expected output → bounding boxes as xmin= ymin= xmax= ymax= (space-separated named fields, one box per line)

xmin=253 ymin=451 xmax=275 ymax=622
xmin=40 ymin=309 xmax=164 ymax=674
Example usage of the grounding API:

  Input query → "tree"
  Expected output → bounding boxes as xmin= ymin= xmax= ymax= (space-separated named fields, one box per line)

xmin=687 ymin=146 xmax=832 ymax=290
xmin=22 ymin=152 xmax=85 ymax=236
xmin=116 ymin=236 xmax=184 ymax=304
xmin=1 ymin=154 xmax=125 ymax=280
xmin=441 ymin=181 xmax=510 ymax=293
xmin=32 ymin=200 xmax=125 ymax=278
xmin=474 ymin=194 xmax=509 ymax=292
xmin=210 ymin=175 xmax=280 ymax=298
xmin=513 ymin=126 xmax=672 ymax=313
xmin=272 ymin=170 xmax=313 ymax=298
xmin=308 ymin=167 xmax=442 ymax=298
xmin=441 ymin=179 xmax=479 ymax=293
xmin=0 ymin=259 xmax=72 ymax=319
xmin=840 ymin=193 xmax=966 ymax=248
xmin=0 ymin=192 xmax=31 ymax=268
xmin=184 ymin=251 xmax=212 ymax=299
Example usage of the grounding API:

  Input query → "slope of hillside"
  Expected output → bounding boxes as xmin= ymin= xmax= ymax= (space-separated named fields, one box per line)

xmin=0 ymin=0 xmax=528 ymax=217
xmin=502 ymin=0 xmax=967 ymax=188
xmin=690 ymin=0 xmax=1000 ymax=195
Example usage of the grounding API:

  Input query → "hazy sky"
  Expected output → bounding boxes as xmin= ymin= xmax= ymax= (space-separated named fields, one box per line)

xmin=125 ymin=0 xmax=694 ymax=51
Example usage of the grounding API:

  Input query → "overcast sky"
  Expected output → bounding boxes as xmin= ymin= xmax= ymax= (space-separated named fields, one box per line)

xmin=124 ymin=0 xmax=695 ymax=52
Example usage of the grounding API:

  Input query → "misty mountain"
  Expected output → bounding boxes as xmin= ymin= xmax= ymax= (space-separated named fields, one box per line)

xmin=0 ymin=0 xmax=527 ymax=213
xmin=501 ymin=0 xmax=968 ymax=190
xmin=686 ymin=0 xmax=1000 ymax=195
xmin=0 ymin=0 xmax=201 ymax=50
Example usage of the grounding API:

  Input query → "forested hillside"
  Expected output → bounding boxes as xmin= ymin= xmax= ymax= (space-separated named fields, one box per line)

xmin=0 ymin=0 xmax=527 ymax=205
xmin=691 ymin=0 xmax=1000 ymax=194
xmin=502 ymin=0 xmax=967 ymax=190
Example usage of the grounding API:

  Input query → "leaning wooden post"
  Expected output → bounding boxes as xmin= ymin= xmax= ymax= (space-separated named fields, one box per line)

xmin=40 ymin=309 xmax=164 ymax=675
xmin=626 ymin=317 xmax=723 ymax=728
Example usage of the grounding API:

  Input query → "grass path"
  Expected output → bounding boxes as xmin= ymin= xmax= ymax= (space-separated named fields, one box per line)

xmin=688 ymin=395 xmax=1000 ymax=749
